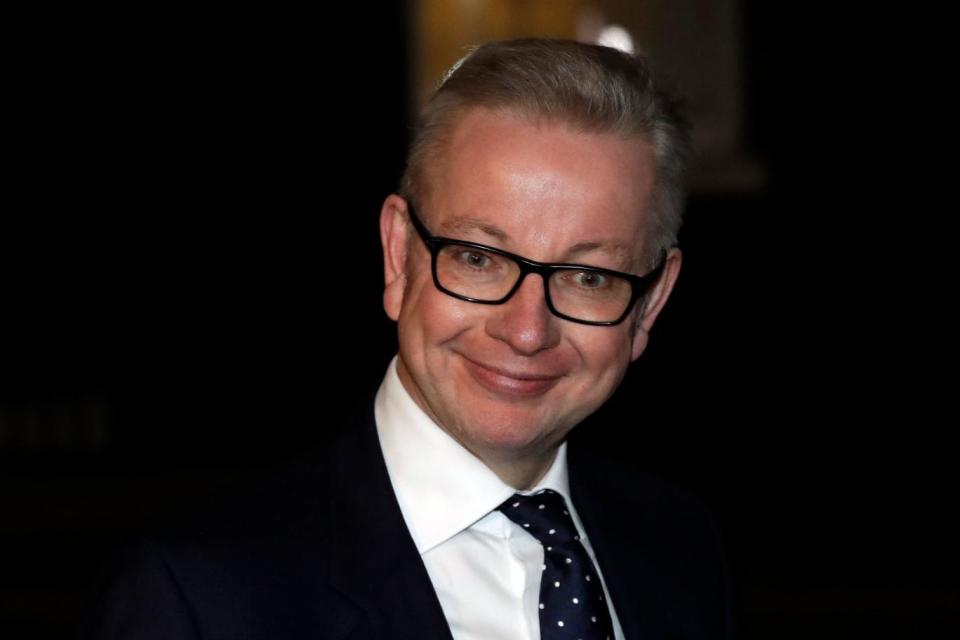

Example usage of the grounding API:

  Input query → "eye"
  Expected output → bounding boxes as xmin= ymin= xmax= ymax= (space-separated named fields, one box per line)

xmin=456 ymin=249 xmax=494 ymax=270
xmin=571 ymin=270 xmax=608 ymax=289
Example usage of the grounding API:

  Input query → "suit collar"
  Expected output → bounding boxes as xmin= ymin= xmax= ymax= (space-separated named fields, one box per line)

xmin=324 ymin=394 xmax=454 ymax=640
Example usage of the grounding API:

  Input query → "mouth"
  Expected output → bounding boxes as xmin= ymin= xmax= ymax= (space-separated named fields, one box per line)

xmin=460 ymin=356 xmax=564 ymax=399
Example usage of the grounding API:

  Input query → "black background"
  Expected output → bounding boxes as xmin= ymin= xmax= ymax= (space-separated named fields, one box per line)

xmin=2 ymin=3 xmax=955 ymax=638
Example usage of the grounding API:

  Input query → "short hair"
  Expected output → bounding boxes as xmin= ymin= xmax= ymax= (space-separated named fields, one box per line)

xmin=399 ymin=38 xmax=693 ymax=266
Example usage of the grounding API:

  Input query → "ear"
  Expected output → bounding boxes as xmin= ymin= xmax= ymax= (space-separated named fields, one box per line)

xmin=630 ymin=247 xmax=683 ymax=361
xmin=380 ymin=194 xmax=412 ymax=322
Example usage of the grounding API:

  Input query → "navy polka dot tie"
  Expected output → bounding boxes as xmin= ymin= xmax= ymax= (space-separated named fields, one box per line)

xmin=498 ymin=489 xmax=615 ymax=640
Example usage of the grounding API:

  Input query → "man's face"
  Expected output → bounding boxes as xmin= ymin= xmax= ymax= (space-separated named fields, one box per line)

xmin=380 ymin=107 xmax=680 ymax=470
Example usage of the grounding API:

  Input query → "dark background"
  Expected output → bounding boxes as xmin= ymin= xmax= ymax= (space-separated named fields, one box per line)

xmin=3 ymin=3 xmax=955 ymax=638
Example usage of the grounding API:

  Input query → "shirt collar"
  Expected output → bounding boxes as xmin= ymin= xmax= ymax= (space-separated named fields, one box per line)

xmin=374 ymin=355 xmax=571 ymax=554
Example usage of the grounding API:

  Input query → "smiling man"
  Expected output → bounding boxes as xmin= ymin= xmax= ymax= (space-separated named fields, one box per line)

xmin=372 ymin=39 xmax=730 ymax=640
xmin=83 ymin=39 xmax=730 ymax=640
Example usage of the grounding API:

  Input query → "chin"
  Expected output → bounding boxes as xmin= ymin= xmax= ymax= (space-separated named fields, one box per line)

xmin=454 ymin=407 xmax=563 ymax=456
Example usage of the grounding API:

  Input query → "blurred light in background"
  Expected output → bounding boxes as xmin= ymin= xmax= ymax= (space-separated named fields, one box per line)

xmin=412 ymin=0 xmax=764 ymax=197
xmin=595 ymin=24 xmax=634 ymax=54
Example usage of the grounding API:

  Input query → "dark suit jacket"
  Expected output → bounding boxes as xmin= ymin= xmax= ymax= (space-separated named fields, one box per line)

xmin=82 ymin=393 xmax=732 ymax=639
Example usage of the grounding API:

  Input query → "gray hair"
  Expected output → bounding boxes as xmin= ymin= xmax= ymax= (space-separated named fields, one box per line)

xmin=399 ymin=38 xmax=693 ymax=266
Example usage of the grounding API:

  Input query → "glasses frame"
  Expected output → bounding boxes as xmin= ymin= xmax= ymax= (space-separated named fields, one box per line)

xmin=405 ymin=201 xmax=668 ymax=326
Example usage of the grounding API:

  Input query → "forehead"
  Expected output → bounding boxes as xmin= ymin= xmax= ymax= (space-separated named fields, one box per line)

xmin=425 ymin=107 xmax=657 ymax=267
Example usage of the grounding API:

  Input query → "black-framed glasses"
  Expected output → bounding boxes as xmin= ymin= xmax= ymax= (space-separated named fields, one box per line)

xmin=405 ymin=201 xmax=667 ymax=326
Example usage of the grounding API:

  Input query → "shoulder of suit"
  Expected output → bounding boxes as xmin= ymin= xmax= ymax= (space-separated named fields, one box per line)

xmin=568 ymin=443 xmax=720 ymax=535
xmin=138 ymin=389 xmax=380 ymax=562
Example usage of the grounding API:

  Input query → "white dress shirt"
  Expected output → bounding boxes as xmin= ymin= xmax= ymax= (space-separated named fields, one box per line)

xmin=374 ymin=356 xmax=625 ymax=640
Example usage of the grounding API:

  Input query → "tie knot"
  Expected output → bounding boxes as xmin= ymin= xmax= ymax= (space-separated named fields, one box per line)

xmin=498 ymin=489 xmax=580 ymax=547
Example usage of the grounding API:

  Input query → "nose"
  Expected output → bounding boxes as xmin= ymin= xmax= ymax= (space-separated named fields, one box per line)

xmin=484 ymin=273 xmax=562 ymax=356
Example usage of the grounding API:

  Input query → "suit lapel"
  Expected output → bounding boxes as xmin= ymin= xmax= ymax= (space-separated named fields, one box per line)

xmin=324 ymin=397 xmax=454 ymax=640
xmin=568 ymin=446 xmax=670 ymax=640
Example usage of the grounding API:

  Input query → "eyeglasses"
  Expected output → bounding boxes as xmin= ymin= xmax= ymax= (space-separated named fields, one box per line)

xmin=405 ymin=201 xmax=667 ymax=326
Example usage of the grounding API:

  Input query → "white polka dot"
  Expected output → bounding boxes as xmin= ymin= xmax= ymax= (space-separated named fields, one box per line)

xmin=565 ymin=557 xmax=572 ymax=564
xmin=585 ymin=574 xmax=591 ymax=581
xmin=574 ymin=535 xmax=580 ymax=541
xmin=563 ymin=510 xmax=569 ymax=515
xmin=599 ymin=594 xmax=603 ymax=601
xmin=541 ymin=564 xmax=546 ymax=571
xmin=558 ymin=621 xmax=565 ymax=628
xmin=549 ymin=529 xmax=556 ymax=535
xmin=523 ymin=523 xmax=530 ymax=528
xmin=572 ymin=597 xmax=579 ymax=604
xmin=538 ymin=504 xmax=545 ymax=510
xmin=512 ymin=502 xmax=520 ymax=508
xmin=546 ymin=546 xmax=552 ymax=551
xmin=554 ymin=581 xmax=560 ymax=588
xmin=591 ymin=616 xmax=597 ymax=623
xmin=539 ymin=603 xmax=544 ymax=610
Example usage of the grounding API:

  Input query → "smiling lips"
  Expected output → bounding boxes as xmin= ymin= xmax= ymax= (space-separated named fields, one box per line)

xmin=461 ymin=356 xmax=564 ymax=398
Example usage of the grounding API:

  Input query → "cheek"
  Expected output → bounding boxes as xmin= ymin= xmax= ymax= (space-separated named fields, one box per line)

xmin=572 ymin=328 xmax=635 ymax=380
xmin=398 ymin=279 xmax=476 ymax=349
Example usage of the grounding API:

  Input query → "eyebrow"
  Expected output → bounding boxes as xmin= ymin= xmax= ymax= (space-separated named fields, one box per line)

xmin=565 ymin=241 xmax=635 ymax=270
xmin=437 ymin=216 xmax=509 ymax=242
xmin=437 ymin=216 xmax=637 ymax=270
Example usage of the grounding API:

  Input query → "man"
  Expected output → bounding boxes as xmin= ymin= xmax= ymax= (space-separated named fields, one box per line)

xmin=84 ymin=39 xmax=730 ymax=639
